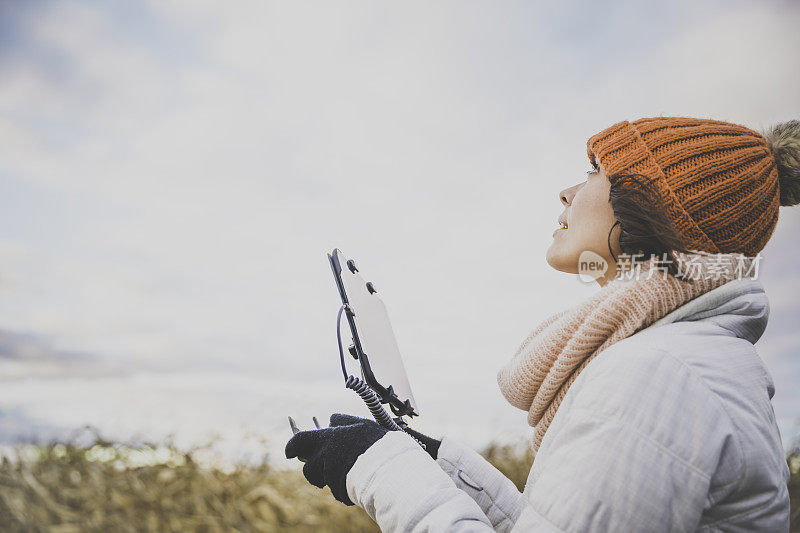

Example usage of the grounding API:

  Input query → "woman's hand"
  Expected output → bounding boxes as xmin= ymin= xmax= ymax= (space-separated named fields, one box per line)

xmin=285 ymin=413 xmax=388 ymax=505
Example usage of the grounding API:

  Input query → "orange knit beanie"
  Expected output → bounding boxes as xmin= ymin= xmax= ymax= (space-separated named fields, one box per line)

xmin=586 ymin=117 xmax=800 ymax=256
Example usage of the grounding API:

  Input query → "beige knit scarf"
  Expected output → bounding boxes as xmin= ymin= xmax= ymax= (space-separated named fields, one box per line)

xmin=497 ymin=251 xmax=756 ymax=452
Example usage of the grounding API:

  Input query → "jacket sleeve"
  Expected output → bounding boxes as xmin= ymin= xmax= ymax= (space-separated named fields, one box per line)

xmin=346 ymin=430 xmax=496 ymax=532
xmin=434 ymin=436 xmax=529 ymax=532
xmin=346 ymin=431 xmax=568 ymax=532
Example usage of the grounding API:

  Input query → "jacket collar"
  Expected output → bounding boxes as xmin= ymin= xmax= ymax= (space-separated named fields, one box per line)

xmin=651 ymin=278 xmax=770 ymax=344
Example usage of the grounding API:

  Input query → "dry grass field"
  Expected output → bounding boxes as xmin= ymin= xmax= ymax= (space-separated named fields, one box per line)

xmin=0 ymin=433 xmax=796 ymax=532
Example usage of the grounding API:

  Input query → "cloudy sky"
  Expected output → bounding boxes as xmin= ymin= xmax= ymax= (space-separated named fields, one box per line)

xmin=0 ymin=0 xmax=799 ymax=460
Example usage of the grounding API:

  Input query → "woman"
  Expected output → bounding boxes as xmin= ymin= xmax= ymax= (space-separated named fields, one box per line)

xmin=286 ymin=117 xmax=798 ymax=531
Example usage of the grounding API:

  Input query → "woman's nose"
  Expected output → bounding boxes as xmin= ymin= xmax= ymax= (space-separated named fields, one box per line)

xmin=559 ymin=183 xmax=582 ymax=206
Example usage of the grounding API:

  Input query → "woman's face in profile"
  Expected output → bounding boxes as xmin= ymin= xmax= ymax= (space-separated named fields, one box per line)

xmin=546 ymin=163 xmax=619 ymax=279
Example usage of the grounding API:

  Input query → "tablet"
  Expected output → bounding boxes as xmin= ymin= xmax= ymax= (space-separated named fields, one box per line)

xmin=328 ymin=248 xmax=418 ymax=417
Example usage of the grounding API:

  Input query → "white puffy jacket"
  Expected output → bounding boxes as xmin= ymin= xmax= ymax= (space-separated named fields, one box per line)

xmin=345 ymin=279 xmax=791 ymax=532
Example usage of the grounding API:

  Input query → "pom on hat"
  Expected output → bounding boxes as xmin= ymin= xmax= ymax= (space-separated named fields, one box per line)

xmin=764 ymin=119 xmax=800 ymax=206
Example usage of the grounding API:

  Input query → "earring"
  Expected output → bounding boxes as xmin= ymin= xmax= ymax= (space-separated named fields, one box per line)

xmin=607 ymin=221 xmax=621 ymax=263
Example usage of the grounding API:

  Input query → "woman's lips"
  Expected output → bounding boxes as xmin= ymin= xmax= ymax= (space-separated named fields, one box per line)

xmin=554 ymin=215 xmax=568 ymax=237
xmin=557 ymin=214 xmax=568 ymax=228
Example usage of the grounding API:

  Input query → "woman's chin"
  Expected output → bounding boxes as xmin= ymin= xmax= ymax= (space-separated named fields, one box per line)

xmin=545 ymin=246 xmax=578 ymax=274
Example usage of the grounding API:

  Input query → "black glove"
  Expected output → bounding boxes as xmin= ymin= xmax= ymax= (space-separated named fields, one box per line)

xmin=285 ymin=413 xmax=388 ymax=505
xmin=404 ymin=427 xmax=442 ymax=460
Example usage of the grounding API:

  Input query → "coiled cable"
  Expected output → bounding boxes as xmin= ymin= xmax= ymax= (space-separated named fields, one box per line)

xmin=344 ymin=375 xmax=404 ymax=431
xmin=336 ymin=305 xmax=426 ymax=449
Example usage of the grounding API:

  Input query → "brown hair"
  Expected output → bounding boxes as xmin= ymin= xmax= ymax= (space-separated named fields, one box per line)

xmin=607 ymin=173 xmax=691 ymax=277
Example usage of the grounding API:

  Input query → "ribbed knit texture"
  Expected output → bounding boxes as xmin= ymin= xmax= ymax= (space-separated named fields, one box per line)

xmin=586 ymin=117 xmax=781 ymax=256
xmin=497 ymin=252 xmax=755 ymax=452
